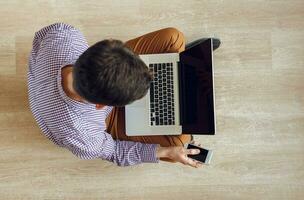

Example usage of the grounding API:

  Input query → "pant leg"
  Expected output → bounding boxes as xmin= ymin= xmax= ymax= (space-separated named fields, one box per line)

xmin=125 ymin=27 xmax=186 ymax=54
xmin=105 ymin=27 xmax=191 ymax=162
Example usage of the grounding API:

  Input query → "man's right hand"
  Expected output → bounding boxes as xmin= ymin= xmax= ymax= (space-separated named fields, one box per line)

xmin=156 ymin=145 xmax=203 ymax=168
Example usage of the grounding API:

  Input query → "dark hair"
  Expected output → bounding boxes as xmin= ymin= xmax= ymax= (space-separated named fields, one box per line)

xmin=73 ymin=39 xmax=152 ymax=106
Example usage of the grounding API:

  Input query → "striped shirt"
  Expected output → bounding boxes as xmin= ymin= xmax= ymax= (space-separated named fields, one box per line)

xmin=27 ymin=23 xmax=159 ymax=166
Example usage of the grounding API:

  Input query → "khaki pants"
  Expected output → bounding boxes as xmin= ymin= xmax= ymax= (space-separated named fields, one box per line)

xmin=105 ymin=28 xmax=192 ymax=162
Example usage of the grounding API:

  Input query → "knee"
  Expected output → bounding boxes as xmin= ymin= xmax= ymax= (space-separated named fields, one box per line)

xmin=163 ymin=27 xmax=185 ymax=43
xmin=160 ymin=27 xmax=185 ymax=52
xmin=161 ymin=27 xmax=182 ymax=36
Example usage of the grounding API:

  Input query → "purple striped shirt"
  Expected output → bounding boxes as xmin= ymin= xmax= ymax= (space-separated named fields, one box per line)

xmin=27 ymin=23 xmax=159 ymax=166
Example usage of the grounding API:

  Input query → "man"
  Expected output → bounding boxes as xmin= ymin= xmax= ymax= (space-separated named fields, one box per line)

xmin=28 ymin=23 xmax=204 ymax=168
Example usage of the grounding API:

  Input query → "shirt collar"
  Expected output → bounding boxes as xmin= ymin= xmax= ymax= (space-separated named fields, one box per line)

xmin=57 ymin=62 xmax=96 ymax=111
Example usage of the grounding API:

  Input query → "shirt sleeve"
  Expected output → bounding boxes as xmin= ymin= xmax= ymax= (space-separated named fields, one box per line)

xmin=60 ymin=126 xmax=159 ymax=167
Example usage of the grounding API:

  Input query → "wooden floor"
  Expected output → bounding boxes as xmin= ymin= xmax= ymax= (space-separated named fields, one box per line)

xmin=0 ymin=0 xmax=303 ymax=199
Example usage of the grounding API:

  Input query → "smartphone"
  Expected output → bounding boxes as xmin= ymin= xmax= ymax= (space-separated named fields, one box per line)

xmin=186 ymin=143 xmax=213 ymax=164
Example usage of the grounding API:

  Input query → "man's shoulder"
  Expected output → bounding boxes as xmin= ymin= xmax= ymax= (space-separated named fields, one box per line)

xmin=32 ymin=23 xmax=87 ymax=57
xmin=34 ymin=23 xmax=78 ymax=40
xmin=29 ymin=23 xmax=88 ymax=80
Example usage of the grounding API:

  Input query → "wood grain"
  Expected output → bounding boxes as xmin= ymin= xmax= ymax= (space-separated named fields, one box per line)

xmin=0 ymin=0 xmax=303 ymax=199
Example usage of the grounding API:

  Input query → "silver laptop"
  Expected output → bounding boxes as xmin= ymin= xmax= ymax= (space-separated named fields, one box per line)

xmin=125 ymin=39 xmax=216 ymax=136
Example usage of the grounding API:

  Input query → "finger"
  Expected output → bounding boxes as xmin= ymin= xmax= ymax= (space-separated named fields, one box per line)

xmin=186 ymin=148 xmax=200 ymax=155
xmin=186 ymin=157 xmax=201 ymax=168
xmin=181 ymin=156 xmax=203 ymax=168
xmin=195 ymin=162 xmax=203 ymax=168
xmin=191 ymin=159 xmax=203 ymax=168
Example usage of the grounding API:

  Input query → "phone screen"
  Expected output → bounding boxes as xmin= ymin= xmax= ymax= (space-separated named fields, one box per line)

xmin=187 ymin=144 xmax=209 ymax=163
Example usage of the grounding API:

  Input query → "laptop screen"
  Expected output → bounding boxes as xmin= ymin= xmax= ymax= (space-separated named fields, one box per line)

xmin=179 ymin=39 xmax=215 ymax=134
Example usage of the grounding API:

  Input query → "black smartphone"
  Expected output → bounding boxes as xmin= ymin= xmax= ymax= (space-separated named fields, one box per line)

xmin=186 ymin=143 xmax=213 ymax=164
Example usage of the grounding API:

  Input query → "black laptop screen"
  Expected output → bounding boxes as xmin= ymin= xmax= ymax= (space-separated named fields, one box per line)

xmin=179 ymin=39 xmax=215 ymax=134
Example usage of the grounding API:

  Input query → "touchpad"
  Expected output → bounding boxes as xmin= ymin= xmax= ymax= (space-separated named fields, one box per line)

xmin=128 ymin=93 xmax=148 ymax=108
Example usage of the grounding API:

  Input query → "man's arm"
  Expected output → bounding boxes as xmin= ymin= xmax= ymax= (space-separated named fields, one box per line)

xmin=111 ymin=139 xmax=159 ymax=166
xmin=60 ymin=128 xmax=159 ymax=166
xmin=156 ymin=145 xmax=170 ymax=158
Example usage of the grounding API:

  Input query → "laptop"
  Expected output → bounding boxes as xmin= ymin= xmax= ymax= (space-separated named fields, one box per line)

xmin=125 ymin=38 xmax=216 ymax=136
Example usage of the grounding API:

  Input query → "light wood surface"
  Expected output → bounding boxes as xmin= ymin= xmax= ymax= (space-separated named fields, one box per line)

xmin=0 ymin=0 xmax=303 ymax=199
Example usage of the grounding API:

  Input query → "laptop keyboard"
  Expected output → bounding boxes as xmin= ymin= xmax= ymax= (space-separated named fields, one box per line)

xmin=149 ymin=63 xmax=175 ymax=126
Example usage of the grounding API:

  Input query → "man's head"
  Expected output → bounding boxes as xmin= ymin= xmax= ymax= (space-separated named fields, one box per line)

xmin=73 ymin=39 xmax=152 ymax=107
